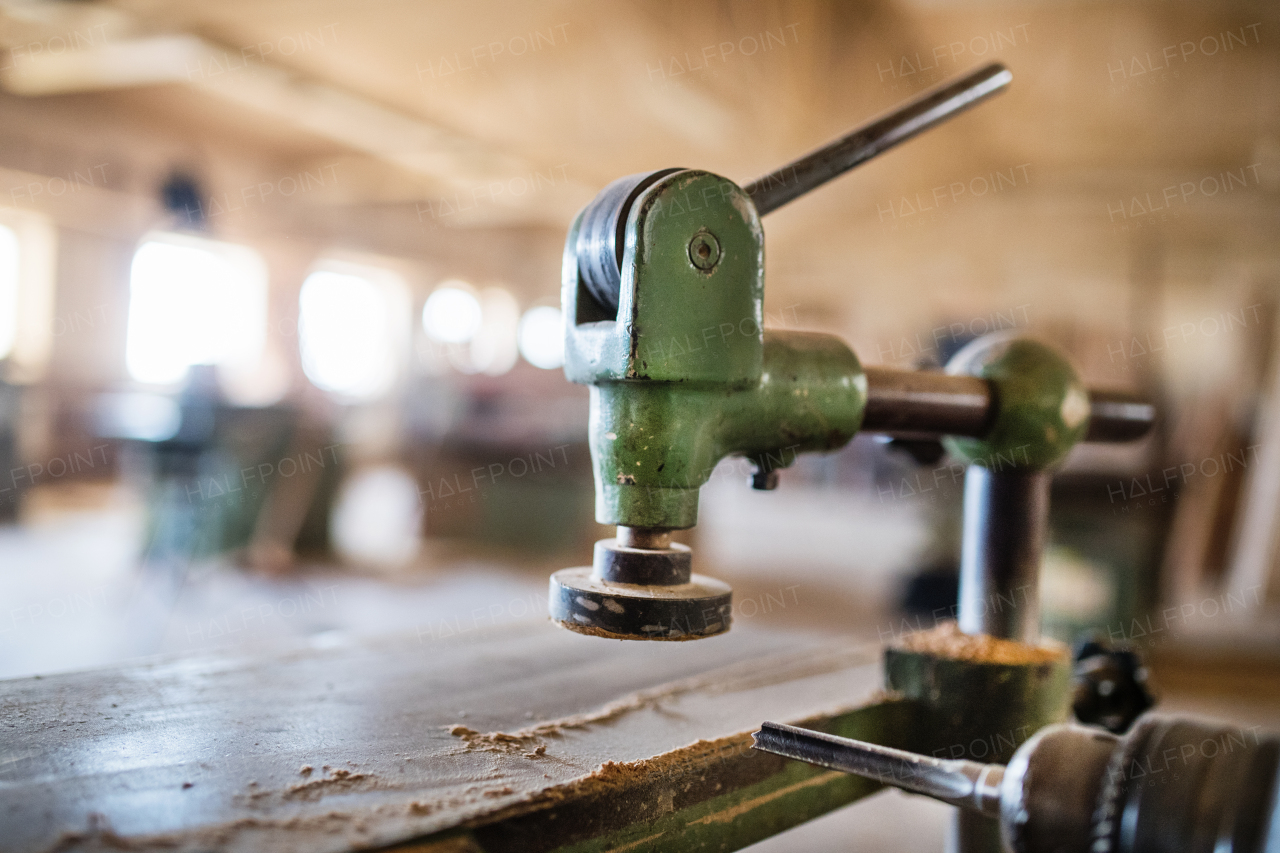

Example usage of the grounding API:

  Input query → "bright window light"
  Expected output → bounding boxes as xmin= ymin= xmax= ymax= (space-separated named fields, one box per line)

xmin=422 ymin=282 xmax=482 ymax=343
xmin=518 ymin=305 xmax=565 ymax=369
xmin=468 ymin=288 xmax=519 ymax=376
xmin=299 ymin=267 xmax=407 ymax=400
xmin=126 ymin=234 xmax=266 ymax=385
xmin=331 ymin=465 xmax=422 ymax=568
xmin=0 ymin=211 xmax=55 ymax=381
xmin=0 ymin=225 xmax=19 ymax=360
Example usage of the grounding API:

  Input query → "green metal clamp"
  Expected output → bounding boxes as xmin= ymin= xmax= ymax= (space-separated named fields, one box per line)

xmin=546 ymin=60 xmax=1156 ymax=852
xmin=563 ymin=170 xmax=866 ymax=531
xmin=552 ymin=161 xmax=1152 ymax=645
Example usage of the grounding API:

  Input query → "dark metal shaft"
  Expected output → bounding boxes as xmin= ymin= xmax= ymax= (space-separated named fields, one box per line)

xmin=863 ymin=367 xmax=991 ymax=438
xmin=1084 ymin=390 xmax=1157 ymax=442
xmin=615 ymin=526 xmax=671 ymax=550
xmin=744 ymin=63 xmax=1012 ymax=216
xmin=752 ymin=722 xmax=1003 ymax=817
xmin=861 ymin=367 xmax=1155 ymax=443
xmin=959 ymin=467 xmax=1049 ymax=642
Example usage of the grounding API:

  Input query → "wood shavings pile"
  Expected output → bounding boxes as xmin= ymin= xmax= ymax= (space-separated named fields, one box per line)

xmin=895 ymin=621 xmax=1066 ymax=664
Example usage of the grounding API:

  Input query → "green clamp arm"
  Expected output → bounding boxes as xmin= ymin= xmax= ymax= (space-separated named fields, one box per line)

xmin=564 ymin=170 xmax=867 ymax=529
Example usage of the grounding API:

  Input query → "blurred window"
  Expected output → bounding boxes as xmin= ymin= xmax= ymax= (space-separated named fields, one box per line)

xmin=331 ymin=465 xmax=422 ymax=568
xmin=517 ymin=305 xmax=564 ymax=369
xmin=0 ymin=224 xmax=18 ymax=360
xmin=125 ymin=233 xmax=267 ymax=385
xmin=421 ymin=282 xmax=481 ymax=344
xmin=298 ymin=264 xmax=409 ymax=400
xmin=468 ymin=287 xmax=519 ymax=376
xmin=0 ymin=211 xmax=57 ymax=381
xmin=421 ymin=281 xmax=520 ymax=375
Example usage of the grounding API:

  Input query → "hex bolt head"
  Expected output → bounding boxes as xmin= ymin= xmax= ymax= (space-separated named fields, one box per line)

xmin=688 ymin=230 xmax=721 ymax=271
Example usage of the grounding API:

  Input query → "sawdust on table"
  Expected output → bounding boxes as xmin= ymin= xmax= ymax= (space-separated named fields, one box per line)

xmin=441 ymin=640 xmax=877 ymax=759
xmin=285 ymin=767 xmax=377 ymax=801
xmin=42 ymin=809 xmax=361 ymax=852
xmin=46 ymin=640 xmax=880 ymax=850
xmin=432 ymin=661 xmax=849 ymax=826
xmin=448 ymin=730 xmax=762 ymax=831
xmin=894 ymin=621 xmax=1066 ymax=664
xmin=229 ymin=811 xmax=365 ymax=835
xmin=447 ymin=725 xmax=539 ymax=754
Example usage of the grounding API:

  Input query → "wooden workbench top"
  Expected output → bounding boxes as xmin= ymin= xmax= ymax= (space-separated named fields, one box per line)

xmin=0 ymin=620 xmax=891 ymax=852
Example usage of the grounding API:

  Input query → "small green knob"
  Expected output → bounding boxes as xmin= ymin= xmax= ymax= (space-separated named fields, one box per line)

xmin=943 ymin=335 xmax=1089 ymax=471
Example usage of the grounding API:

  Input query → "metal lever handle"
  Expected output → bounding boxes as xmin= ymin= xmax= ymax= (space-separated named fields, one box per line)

xmin=744 ymin=63 xmax=1012 ymax=216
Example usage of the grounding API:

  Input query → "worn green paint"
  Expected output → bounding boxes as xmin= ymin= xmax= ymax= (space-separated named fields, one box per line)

xmin=563 ymin=170 xmax=765 ymax=386
xmin=884 ymin=645 xmax=1072 ymax=761
xmin=884 ymin=642 xmax=1074 ymax=853
xmin=943 ymin=335 xmax=1090 ymax=471
xmin=563 ymin=171 xmax=867 ymax=529
xmin=590 ymin=331 xmax=865 ymax=528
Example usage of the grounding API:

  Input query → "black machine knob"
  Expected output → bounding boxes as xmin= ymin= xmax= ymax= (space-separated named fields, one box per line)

xmin=1072 ymin=634 xmax=1156 ymax=734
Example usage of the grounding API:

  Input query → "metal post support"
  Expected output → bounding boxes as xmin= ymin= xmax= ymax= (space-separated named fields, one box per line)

xmin=951 ymin=470 xmax=1052 ymax=853
xmin=917 ymin=336 xmax=1090 ymax=853
xmin=958 ymin=467 xmax=1050 ymax=643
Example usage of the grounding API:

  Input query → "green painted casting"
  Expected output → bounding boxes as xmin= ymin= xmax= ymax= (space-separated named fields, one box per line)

xmin=563 ymin=171 xmax=866 ymax=529
xmin=942 ymin=334 xmax=1090 ymax=471
xmin=884 ymin=641 xmax=1074 ymax=853
xmin=563 ymin=170 xmax=765 ymax=386
xmin=589 ymin=331 xmax=865 ymax=528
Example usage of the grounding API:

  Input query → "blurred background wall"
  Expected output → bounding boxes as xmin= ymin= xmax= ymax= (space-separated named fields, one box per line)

xmin=0 ymin=0 xmax=1277 ymax=682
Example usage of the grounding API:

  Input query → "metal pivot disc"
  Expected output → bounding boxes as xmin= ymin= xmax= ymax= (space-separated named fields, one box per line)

xmin=575 ymin=168 xmax=683 ymax=316
xmin=549 ymin=568 xmax=732 ymax=641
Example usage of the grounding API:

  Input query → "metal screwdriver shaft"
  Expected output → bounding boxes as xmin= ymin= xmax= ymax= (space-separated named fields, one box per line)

xmin=752 ymin=722 xmax=1004 ymax=818
xmin=744 ymin=62 xmax=1012 ymax=216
